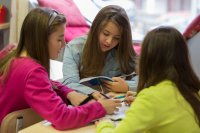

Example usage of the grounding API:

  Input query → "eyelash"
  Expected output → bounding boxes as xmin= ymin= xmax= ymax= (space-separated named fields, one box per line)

xmin=103 ymin=32 xmax=109 ymax=36
xmin=103 ymin=32 xmax=120 ymax=41
xmin=58 ymin=38 xmax=64 ymax=42
xmin=114 ymin=37 xmax=120 ymax=40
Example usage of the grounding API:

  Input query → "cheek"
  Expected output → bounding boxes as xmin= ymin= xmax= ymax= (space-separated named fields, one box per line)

xmin=48 ymin=42 xmax=58 ymax=56
xmin=111 ymin=41 xmax=119 ymax=48
xmin=99 ymin=33 xmax=105 ymax=43
xmin=48 ymin=44 xmax=54 ymax=55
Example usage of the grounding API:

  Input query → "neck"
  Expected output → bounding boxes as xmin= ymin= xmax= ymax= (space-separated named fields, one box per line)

xmin=20 ymin=50 xmax=28 ymax=57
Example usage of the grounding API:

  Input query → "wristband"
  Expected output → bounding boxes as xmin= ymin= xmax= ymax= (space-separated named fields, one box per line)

xmin=79 ymin=93 xmax=94 ymax=105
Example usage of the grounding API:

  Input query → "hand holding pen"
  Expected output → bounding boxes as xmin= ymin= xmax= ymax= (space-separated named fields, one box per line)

xmin=98 ymin=93 xmax=121 ymax=114
xmin=119 ymin=72 xmax=136 ymax=79
xmin=123 ymin=91 xmax=136 ymax=106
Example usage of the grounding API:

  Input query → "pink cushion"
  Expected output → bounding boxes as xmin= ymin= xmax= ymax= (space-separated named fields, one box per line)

xmin=65 ymin=26 xmax=89 ymax=42
xmin=133 ymin=45 xmax=141 ymax=55
xmin=183 ymin=15 xmax=200 ymax=40
xmin=0 ymin=44 xmax=16 ymax=60
xmin=38 ymin=0 xmax=90 ymax=42
xmin=38 ymin=0 xmax=88 ymax=26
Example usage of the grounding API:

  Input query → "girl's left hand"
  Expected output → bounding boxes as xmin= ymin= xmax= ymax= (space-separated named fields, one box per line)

xmin=103 ymin=77 xmax=129 ymax=93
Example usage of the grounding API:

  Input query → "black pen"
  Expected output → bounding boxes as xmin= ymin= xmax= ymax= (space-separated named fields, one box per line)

xmin=100 ymin=92 xmax=110 ymax=99
xmin=119 ymin=72 xmax=136 ymax=78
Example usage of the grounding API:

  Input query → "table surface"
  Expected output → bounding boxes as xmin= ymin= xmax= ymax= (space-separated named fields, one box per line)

xmin=19 ymin=121 xmax=96 ymax=133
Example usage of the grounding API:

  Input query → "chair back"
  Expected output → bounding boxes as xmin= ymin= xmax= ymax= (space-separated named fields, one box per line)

xmin=0 ymin=108 xmax=43 ymax=133
xmin=183 ymin=15 xmax=200 ymax=78
xmin=0 ymin=43 xmax=16 ymax=60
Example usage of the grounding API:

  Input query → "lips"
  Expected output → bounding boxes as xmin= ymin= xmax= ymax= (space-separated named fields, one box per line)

xmin=103 ymin=44 xmax=110 ymax=48
xmin=57 ymin=50 xmax=61 ymax=54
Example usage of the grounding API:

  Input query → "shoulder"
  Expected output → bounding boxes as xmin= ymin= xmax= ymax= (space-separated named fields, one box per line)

xmin=132 ymin=80 xmax=177 ymax=113
xmin=67 ymin=35 xmax=87 ymax=49
xmin=12 ymin=57 xmax=46 ymax=74
xmin=139 ymin=80 xmax=176 ymax=95
xmin=136 ymin=80 xmax=178 ymax=104
xmin=64 ymin=36 xmax=88 ymax=57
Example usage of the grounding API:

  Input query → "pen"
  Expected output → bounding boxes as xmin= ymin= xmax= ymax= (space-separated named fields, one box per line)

xmin=100 ymin=92 xmax=110 ymax=99
xmin=114 ymin=95 xmax=125 ymax=99
xmin=119 ymin=72 xmax=136 ymax=78
xmin=98 ymin=80 xmax=105 ymax=93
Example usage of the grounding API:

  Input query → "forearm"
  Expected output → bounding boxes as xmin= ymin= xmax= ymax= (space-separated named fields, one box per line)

xmin=51 ymin=80 xmax=74 ymax=103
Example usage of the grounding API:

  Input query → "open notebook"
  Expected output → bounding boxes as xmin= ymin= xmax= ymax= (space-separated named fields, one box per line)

xmin=42 ymin=102 xmax=130 ymax=127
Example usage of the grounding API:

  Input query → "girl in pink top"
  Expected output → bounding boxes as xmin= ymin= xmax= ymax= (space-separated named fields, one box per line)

xmin=0 ymin=8 xmax=121 ymax=130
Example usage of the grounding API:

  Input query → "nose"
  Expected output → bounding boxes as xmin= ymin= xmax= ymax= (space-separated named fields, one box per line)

xmin=106 ymin=36 xmax=112 ymax=45
xmin=61 ymin=40 xmax=66 ymax=48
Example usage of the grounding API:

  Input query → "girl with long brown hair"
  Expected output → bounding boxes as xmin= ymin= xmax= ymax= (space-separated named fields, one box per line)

xmin=96 ymin=26 xmax=200 ymax=132
xmin=63 ymin=5 xmax=137 ymax=99
xmin=0 ymin=7 xmax=121 ymax=130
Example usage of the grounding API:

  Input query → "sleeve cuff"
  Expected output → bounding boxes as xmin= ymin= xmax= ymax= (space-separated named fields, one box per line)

xmin=96 ymin=121 xmax=115 ymax=133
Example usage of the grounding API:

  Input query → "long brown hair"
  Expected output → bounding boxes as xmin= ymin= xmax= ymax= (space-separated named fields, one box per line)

xmin=80 ymin=5 xmax=136 ymax=78
xmin=0 ymin=8 xmax=66 ymax=81
xmin=138 ymin=26 xmax=200 ymax=125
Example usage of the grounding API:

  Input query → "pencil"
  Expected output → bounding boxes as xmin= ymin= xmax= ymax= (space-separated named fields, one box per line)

xmin=114 ymin=95 xmax=125 ymax=99
xmin=100 ymin=92 xmax=110 ymax=99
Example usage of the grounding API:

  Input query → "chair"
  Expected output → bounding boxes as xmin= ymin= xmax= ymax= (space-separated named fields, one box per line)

xmin=0 ymin=43 xmax=16 ymax=60
xmin=183 ymin=15 xmax=200 ymax=78
xmin=0 ymin=108 xmax=43 ymax=133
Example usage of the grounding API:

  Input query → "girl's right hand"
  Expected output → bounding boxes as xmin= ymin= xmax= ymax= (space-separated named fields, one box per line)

xmin=98 ymin=98 xmax=121 ymax=114
xmin=103 ymin=77 xmax=129 ymax=93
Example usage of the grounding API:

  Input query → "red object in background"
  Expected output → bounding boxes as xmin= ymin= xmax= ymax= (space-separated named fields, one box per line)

xmin=0 ymin=5 xmax=7 ymax=23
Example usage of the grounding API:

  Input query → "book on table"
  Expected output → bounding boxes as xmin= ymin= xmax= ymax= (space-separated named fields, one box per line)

xmin=79 ymin=76 xmax=113 ymax=86
xmin=79 ymin=72 xmax=136 ymax=86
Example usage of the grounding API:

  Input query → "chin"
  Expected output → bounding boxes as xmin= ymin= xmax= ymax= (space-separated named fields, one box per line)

xmin=101 ymin=48 xmax=109 ymax=52
xmin=50 ymin=56 xmax=58 ymax=60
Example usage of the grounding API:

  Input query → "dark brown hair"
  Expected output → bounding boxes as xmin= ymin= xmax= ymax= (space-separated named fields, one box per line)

xmin=80 ymin=5 xmax=136 ymax=78
xmin=0 ymin=8 xmax=66 ymax=80
xmin=138 ymin=26 xmax=200 ymax=125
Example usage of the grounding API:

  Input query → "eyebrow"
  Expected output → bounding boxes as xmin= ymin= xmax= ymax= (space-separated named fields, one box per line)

xmin=59 ymin=34 xmax=64 ymax=37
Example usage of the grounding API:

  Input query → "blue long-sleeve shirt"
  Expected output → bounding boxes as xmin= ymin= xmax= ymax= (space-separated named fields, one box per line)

xmin=62 ymin=36 xmax=138 ymax=94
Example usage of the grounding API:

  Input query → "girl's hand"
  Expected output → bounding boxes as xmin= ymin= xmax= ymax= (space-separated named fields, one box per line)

xmin=91 ymin=91 xmax=104 ymax=100
xmin=124 ymin=91 xmax=136 ymax=105
xmin=103 ymin=77 xmax=129 ymax=93
xmin=98 ymin=98 xmax=121 ymax=114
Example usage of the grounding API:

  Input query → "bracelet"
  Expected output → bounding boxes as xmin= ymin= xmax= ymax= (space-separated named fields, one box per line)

xmin=79 ymin=93 xmax=94 ymax=105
